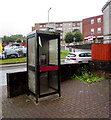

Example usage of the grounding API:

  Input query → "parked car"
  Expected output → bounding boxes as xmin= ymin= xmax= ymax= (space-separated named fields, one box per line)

xmin=12 ymin=46 xmax=27 ymax=57
xmin=65 ymin=52 xmax=92 ymax=63
xmin=4 ymin=45 xmax=27 ymax=58
xmin=4 ymin=48 xmax=19 ymax=58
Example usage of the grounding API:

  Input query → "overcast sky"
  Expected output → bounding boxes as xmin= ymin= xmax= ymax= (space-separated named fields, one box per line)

xmin=0 ymin=0 xmax=107 ymax=37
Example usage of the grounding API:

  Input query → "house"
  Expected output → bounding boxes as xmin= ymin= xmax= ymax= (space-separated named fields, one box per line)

xmin=82 ymin=15 xmax=103 ymax=44
xmin=32 ymin=21 xmax=82 ymax=40
xmin=102 ymin=0 xmax=111 ymax=43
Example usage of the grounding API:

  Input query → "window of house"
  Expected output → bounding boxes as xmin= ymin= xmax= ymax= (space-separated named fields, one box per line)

xmin=56 ymin=28 xmax=62 ymax=31
xmin=50 ymin=24 xmax=54 ymax=26
xmin=76 ymin=27 xmax=80 ymax=30
xmin=56 ymin=24 xmax=59 ymax=27
xmin=91 ymin=28 xmax=94 ymax=34
xmin=91 ymin=19 xmax=94 ymax=24
xmin=97 ymin=18 xmax=101 ymax=23
xmin=60 ymin=24 xmax=63 ymax=27
xmin=73 ymin=23 xmax=76 ymax=26
xmin=77 ymin=23 xmax=80 ymax=26
xmin=41 ymin=24 xmax=46 ymax=27
xmin=97 ymin=28 xmax=102 ymax=33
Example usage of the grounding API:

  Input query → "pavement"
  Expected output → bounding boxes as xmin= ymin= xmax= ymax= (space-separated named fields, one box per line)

xmin=0 ymin=59 xmax=66 ymax=68
xmin=0 ymin=63 xmax=26 ymax=68
xmin=1 ymin=79 xmax=110 ymax=119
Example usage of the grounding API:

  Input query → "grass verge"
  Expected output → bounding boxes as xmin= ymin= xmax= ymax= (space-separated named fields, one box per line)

xmin=0 ymin=57 xmax=26 ymax=65
xmin=60 ymin=50 xmax=70 ymax=59
xmin=0 ymin=50 xmax=70 ymax=65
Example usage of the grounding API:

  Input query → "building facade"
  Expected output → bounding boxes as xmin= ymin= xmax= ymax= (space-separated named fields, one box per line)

xmin=82 ymin=15 xmax=103 ymax=43
xmin=102 ymin=0 xmax=111 ymax=43
xmin=32 ymin=21 xmax=82 ymax=40
xmin=32 ymin=15 xmax=104 ymax=44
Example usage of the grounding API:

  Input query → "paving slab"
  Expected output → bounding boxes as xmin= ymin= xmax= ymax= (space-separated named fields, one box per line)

xmin=2 ymin=79 xmax=110 ymax=118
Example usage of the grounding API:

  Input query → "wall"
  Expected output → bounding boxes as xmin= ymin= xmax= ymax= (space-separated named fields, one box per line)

xmin=7 ymin=71 xmax=28 ymax=98
xmin=89 ymin=60 xmax=111 ymax=79
xmin=7 ymin=64 xmax=88 ymax=98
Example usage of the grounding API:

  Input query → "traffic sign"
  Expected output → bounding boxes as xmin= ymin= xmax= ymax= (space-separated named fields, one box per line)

xmin=73 ymin=37 xmax=76 ymax=41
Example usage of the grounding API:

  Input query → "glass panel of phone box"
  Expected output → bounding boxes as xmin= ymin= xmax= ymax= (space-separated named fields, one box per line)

xmin=39 ymin=35 xmax=58 ymax=95
xmin=28 ymin=32 xmax=59 ymax=96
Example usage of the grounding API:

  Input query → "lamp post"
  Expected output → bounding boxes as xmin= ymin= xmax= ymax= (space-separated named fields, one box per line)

xmin=73 ymin=37 xmax=76 ymax=52
xmin=48 ymin=7 xmax=51 ymax=27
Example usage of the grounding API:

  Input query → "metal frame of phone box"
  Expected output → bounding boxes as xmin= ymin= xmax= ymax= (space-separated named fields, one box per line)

xmin=27 ymin=30 xmax=61 ymax=103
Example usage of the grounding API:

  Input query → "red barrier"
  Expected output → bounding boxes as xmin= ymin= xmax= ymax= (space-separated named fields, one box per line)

xmin=92 ymin=43 xmax=111 ymax=61
xmin=40 ymin=66 xmax=58 ymax=72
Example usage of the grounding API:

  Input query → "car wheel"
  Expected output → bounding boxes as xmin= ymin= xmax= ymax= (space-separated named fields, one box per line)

xmin=17 ymin=51 xmax=23 ymax=57
xmin=9 ymin=54 xmax=17 ymax=58
xmin=8 ymin=55 xmax=12 ymax=59
xmin=2 ymin=54 xmax=6 ymax=59
xmin=18 ymin=53 xmax=23 ymax=57
xmin=23 ymin=53 xmax=26 ymax=57
xmin=15 ymin=54 xmax=19 ymax=58
xmin=2 ymin=56 xmax=6 ymax=60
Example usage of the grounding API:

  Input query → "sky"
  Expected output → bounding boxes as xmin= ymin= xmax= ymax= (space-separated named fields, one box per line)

xmin=0 ymin=0 xmax=107 ymax=37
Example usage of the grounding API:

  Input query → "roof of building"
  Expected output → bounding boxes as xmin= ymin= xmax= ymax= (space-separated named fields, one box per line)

xmin=82 ymin=14 xmax=103 ymax=21
xmin=102 ymin=0 xmax=111 ymax=12
xmin=35 ymin=20 xmax=82 ymax=25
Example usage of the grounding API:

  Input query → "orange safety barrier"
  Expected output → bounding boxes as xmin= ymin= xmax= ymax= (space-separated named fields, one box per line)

xmin=92 ymin=43 xmax=111 ymax=61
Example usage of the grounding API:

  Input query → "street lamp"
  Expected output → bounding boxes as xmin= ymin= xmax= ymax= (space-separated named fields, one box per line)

xmin=48 ymin=7 xmax=51 ymax=27
xmin=73 ymin=37 xmax=76 ymax=52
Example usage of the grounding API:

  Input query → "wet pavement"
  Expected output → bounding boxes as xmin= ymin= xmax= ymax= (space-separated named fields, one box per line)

xmin=2 ymin=79 xmax=109 ymax=118
xmin=0 ymin=64 xmax=26 ymax=85
xmin=0 ymin=62 xmax=110 ymax=119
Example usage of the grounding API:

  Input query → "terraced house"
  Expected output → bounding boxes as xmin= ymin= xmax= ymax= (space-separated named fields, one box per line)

xmin=82 ymin=15 xmax=103 ymax=44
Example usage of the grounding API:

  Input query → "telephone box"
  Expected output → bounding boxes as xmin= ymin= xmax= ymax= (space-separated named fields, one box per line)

xmin=27 ymin=30 xmax=61 ymax=103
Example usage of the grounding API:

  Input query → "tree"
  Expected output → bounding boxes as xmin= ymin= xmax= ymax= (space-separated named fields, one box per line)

xmin=73 ymin=31 xmax=83 ymax=42
xmin=15 ymin=38 xmax=22 ymax=43
xmin=2 ymin=35 xmax=14 ymax=44
xmin=64 ymin=32 xmax=74 ymax=43
xmin=2 ymin=34 xmax=27 ymax=44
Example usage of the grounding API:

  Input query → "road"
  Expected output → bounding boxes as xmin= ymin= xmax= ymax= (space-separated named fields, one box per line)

xmin=0 ymin=65 xmax=26 ymax=85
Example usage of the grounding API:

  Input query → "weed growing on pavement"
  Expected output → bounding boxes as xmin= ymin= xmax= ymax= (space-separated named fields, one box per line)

xmin=71 ymin=72 xmax=104 ymax=83
xmin=71 ymin=65 xmax=104 ymax=83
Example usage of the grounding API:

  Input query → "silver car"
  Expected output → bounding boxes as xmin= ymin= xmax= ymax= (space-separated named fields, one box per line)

xmin=65 ymin=52 xmax=92 ymax=63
